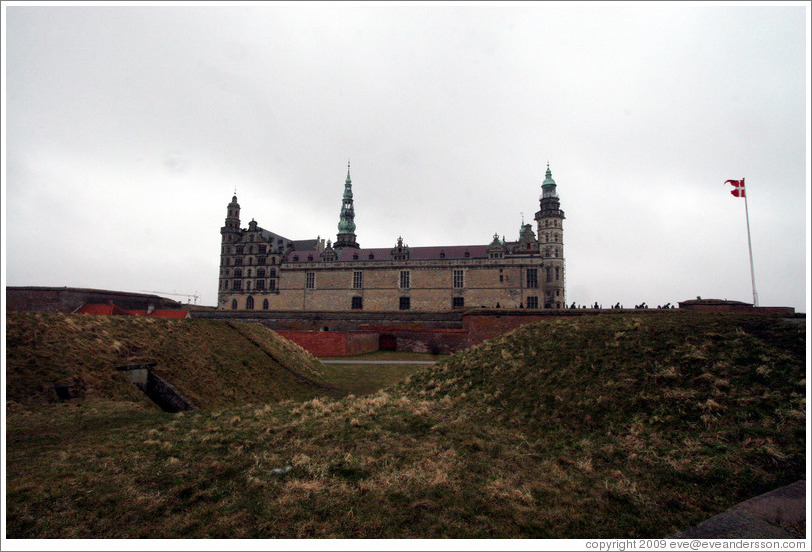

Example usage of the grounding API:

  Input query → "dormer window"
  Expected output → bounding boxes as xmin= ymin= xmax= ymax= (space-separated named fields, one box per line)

xmin=369 ymin=254 xmax=375 ymax=260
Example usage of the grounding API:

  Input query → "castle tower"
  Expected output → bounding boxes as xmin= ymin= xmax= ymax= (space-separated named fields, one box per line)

xmin=334 ymin=162 xmax=359 ymax=249
xmin=534 ymin=164 xmax=566 ymax=308
xmin=220 ymin=196 xmax=240 ymax=236
xmin=219 ymin=195 xmax=242 ymax=305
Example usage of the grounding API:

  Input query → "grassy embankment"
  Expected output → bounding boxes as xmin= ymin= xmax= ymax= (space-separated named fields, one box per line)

xmin=5 ymin=312 xmax=806 ymax=538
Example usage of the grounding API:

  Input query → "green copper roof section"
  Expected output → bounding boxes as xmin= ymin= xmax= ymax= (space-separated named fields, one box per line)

xmin=542 ymin=163 xmax=556 ymax=187
xmin=337 ymin=161 xmax=356 ymax=234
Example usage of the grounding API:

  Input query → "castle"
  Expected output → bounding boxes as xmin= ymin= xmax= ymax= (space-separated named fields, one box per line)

xmin=217 ymin=164 xmax=565 ymax=312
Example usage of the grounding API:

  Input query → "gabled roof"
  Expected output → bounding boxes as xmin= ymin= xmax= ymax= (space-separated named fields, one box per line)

xmin=74 ymin=303 xmax=130 ymax=316
xmin=284 ymin=244 xmax=490 ymax=263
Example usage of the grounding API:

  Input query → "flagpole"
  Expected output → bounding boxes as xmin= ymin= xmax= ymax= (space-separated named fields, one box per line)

xmin=742 ymin=177 xmax=759 ymax=306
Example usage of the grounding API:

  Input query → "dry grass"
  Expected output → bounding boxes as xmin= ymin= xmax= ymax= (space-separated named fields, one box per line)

xmin=5 ymin=312 xmax=331 ymax=408
xmin=5 ymin=312 xmax=806 ymax=538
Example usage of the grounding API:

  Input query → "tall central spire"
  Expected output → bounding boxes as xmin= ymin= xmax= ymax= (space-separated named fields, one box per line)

xmin=334 ymin=161 xmax=359 ymax=249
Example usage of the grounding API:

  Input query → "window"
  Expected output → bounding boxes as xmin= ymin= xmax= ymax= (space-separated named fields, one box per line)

xmin=353 ymin=271 xmax=363 ymax=289
xmin=546 ymin=267 xmax=552 ymax=282
xmin=234 ymin=257 xmax=243 ymax=266
xmin=269 ymin=268 xmax=276 ymax=278
xmin=452 ymin=297 xmax=465 ymax=309
xmin=526 ymin=268 xmax=538 ymax=288
xmin=555 ymin=267 xmax=560 ymax=281
xmin=246 ymin=296 xmax=254 ymax=310
xmin=233 ymin=280 xmax=242 ymax=290
xmin=236 ymin=245 xmax=244 ymax=254
xmin=231 ymin=299 xmax=238 ymax=310
xmin=399 ymin=296 xmax=411 ymax=310
xmin=527 ymin=296 xmax=539 ymax=309
xmin=258 ymin=257 xmax=266 ymax=265
xmin=399 ymin=270 xmax=410 ymax=289
xmin=351 ymin=296 xmax=363 ymax=310
xmin=255 ymin=280 xmax=265 ymax=290
xmin=262 ymin=299 xmax=269 ymax=310
xmin=306 ymin=272 xmax=315 ymax=289
xmin=269 ymin=279 xmax=276 ymax=291
xmin=453 ymin=269 xmax=464 ymax=289
xmin=222 ymin=280 xmax=228 ymax=290
xmin=257 ymin=268 xmax=265 ymax=278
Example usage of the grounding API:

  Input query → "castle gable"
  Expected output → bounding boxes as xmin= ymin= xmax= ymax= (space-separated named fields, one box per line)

xmin=283 ymin=244 xmax=490 ymax=263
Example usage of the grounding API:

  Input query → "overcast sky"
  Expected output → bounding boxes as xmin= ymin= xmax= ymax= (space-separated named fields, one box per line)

xmin=3 ymin=2 xmax=809 ymax=311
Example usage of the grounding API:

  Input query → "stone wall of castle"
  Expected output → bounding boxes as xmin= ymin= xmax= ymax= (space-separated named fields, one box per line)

xmin=223 ymin=259 xmax=558 ymax=313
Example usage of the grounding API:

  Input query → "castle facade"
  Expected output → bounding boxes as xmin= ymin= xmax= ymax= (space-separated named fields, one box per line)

xmin=217 ymin=164 xmax=565 ymax=312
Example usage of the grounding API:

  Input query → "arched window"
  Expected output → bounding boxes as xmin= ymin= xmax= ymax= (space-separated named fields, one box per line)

xmin=246 ymin=296 xmax=254 ymax=310
xmin=231 ymin=299 xmax=238 ymax=310
xmin=262 ymin=299 xmax=269 ymax=310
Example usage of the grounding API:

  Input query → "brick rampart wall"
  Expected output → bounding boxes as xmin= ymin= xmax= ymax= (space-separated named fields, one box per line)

xmin=678 ymin=305 xmax=796 ymax=315
xmin=376 ymin=329 xmax=469 ymax=354
xmin=276 ymin=331 xmax=379 ymax=357
xmin=6 ymin=287 xmax=180 ymax=313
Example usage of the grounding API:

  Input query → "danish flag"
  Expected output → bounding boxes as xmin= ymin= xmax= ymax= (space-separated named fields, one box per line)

xmin=725 ymin=179 xmax=745 ymax=197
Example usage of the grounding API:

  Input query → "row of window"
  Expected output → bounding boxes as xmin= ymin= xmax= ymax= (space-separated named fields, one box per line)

xmin=224 ymin=267 xmax=559 ymax=291
xmin=230 ymin=295 xmax=553 ymax=311
xmin=233 ymin=296 xmax=271 ymax=310
xmin=223 ymin=279 xmax=277 ymax=291
xmin=222 ymin=238 xmax=289 ymax=256
xmin=340 ymin=296 xmax=467 ymax=311
xmin=304 ymin=270 xmax=465 ymax=291
xmin=224 ymin=256 xmax=278 ymax=267
xmin=226 ymin=268 xmax=277 ymax=278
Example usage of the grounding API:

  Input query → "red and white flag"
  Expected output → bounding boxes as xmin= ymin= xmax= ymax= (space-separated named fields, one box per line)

xmin=725 ymin=179 xmax=745 ymax=197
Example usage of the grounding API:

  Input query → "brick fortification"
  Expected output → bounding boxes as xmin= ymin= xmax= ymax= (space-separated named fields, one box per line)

xmin=217 ymin=163 xmax=566 ymax=312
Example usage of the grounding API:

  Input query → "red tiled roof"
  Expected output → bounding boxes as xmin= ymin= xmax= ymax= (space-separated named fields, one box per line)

xmin=74 ymin=303 xmax=130 ymax=316
xmin=148 ymin=310 xmax=190 ymax=319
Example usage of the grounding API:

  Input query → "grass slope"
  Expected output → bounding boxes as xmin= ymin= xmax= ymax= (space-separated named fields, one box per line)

xmin=5 ymin=312 xmax=331 ymax=408
xmin=5 ymin=312 xmax=806 ymax=538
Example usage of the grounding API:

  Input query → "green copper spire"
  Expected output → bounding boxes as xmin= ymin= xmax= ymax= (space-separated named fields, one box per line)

xmin=542 ymin=162 xmax=556 ymax=186
xmin=335 ymin=161 xmax=360 ymax=249
xmin=338 ymin=161 xmax=356 ymax=234
xmin=541 ymin=162 xmax=558 ymax=198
